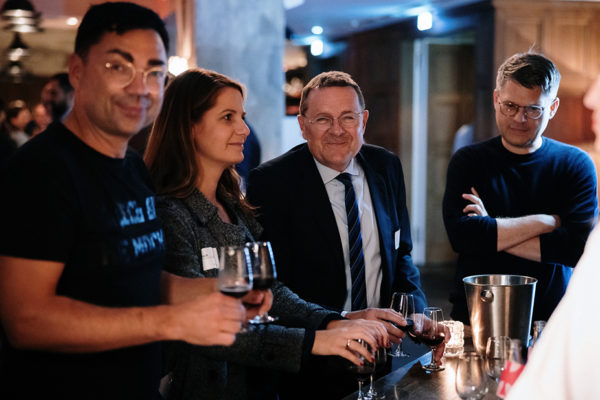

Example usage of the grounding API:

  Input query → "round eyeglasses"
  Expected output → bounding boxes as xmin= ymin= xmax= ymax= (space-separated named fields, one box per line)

xmin=103 ymin=60 xmax=167 ymax=93
xmin=304 ymin=111 xmax=364 ymax=130
xmin=497 ymin=100 xmax=544 ymax=120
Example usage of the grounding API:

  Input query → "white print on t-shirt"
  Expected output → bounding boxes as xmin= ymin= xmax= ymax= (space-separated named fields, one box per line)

xmin=131 ymin=229 xmax=164 ymax=257
xmin=118 ymin=196 xmax=158 ymax=227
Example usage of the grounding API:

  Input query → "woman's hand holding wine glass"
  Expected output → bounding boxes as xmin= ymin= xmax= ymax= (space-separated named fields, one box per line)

xmin=312 ymin=319 xmax=387 ymax=364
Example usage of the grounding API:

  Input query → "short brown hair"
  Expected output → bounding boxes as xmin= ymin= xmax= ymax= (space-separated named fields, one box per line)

xmin=299 ymin=71 xmax=365 ymax=115
xmin=496 ymin=53 xmax=561 ymax=98
xmin=144 ymin=68 xmax=254 ymax=215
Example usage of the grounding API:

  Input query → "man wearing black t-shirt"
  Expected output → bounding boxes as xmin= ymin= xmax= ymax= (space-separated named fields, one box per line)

xmin=443 ymin=53 xmax=598 ymax=324
xmin=0 ymin=3 xmax=252 ymax=399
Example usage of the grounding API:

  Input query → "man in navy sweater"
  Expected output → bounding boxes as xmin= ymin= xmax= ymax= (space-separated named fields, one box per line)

xmin=443 ymin=52 xmax=598 ymax=323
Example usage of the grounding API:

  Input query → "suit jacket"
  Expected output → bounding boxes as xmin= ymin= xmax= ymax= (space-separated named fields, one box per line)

xmin=247 ymin=143 xmax=427 ymax=312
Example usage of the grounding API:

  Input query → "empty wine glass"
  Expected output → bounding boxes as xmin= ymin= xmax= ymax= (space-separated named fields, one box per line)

xmin=420 ymin=307 xmax=445 ymax=372
xmin=366 ymin=346 xmax=387 ymax=399
xmin=455 ymin=352 xmax=488 ymax=400
xmin=245 ymin=241 xmax=278 ymax=324
xmin=388 ymin=292 xmax=415 ymax=358
xmin=485 ymin=336 xmax=511 ymax=382
xmin=346 ymin=339 xmax=375 ymax=400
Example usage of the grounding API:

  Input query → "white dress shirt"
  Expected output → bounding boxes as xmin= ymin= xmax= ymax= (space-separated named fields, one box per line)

xmin=313 ymin=157 xmax=383 ymax=311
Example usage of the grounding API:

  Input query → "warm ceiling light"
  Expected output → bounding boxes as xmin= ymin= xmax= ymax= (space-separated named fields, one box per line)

xmin=6 ymin=31 xmax=28 ymax=61
xmin=66 ymin=17 xmax=78 ymax=26
xmin=1 ymin=0 xmax=42 ymax=32
xmin=1 ymin=0 xmax=36 ymax=17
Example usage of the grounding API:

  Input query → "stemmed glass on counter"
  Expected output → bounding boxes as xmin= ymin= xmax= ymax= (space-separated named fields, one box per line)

xmin=485 ymin=336 xmax=511 ymax=382
xmin=418 ymin=307 xmax=446 ymax=372
xmin=245 ymin=241 xmax=278 ymax=324
xmin=388 ymin=292 xmax=415 ymax=358
xmin=346 ymin=339 xmax=375 ymax=400
xmin=455 ymin=352 xmax=488 ymax=400
xmin=365 ymin=346 xmax=387 ymax=399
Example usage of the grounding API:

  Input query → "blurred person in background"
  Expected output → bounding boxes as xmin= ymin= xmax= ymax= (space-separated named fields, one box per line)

xmin=0 ymin=98 xmax=17 ymax=166
xmin=41 ymin=72 xmax=74 ymax=122
xmin=4 ymin=100 xmax=31 ymax=147
xmin=27 ymin=102 xmax=52 ymax=137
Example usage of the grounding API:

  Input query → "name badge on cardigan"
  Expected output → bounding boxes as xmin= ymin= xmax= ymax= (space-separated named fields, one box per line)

xmin=201 ymin=247 xmax=219 ymax=271
xmin=394 ymin=229 xmax=401 ymax=250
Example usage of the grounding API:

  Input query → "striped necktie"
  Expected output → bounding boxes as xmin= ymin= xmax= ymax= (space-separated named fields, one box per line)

xmin=335 ymin=172 xmax=367 ymax=311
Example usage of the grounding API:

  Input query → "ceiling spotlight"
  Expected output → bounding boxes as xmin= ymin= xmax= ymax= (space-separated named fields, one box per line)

xmin=66 ymin=17 xmax=78 ymax=26
xmin=311 ymin=25 xmax=323 ymax=35
xmin=417 ymin=12 xmax=432 ymax=31
xmin=1 ymin=0 xmax=42 ymax=32
xmin=5 ymin=31 xmax=28 ymax=61
xmin=2 ymin=59 xmax=28 ymax=82
xmin=168 ymin=56 xmax=188 ymax=76
xmin=310 ymin=39 xmax=323 ymax=57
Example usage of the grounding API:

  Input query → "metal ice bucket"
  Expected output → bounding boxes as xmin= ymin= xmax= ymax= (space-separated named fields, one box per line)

xmin=463 ymin=274 xmax=537 ymax=355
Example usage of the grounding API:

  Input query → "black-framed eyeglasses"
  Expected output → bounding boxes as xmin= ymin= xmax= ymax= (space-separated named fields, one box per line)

xmin=497 ymin=100 xmax=544 ymax=120
xmin=304 ymin=111 xmax=364 ymax=130
xmin=103 ymin=60 xmax=167 ymax=93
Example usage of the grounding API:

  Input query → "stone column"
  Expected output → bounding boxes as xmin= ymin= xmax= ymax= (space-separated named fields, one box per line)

xmin=192 ymin=0 xmax=285 ymax=162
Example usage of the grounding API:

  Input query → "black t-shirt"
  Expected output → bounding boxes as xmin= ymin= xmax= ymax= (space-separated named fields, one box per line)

xmin=0 ymin=122 xmax=165 ymax=399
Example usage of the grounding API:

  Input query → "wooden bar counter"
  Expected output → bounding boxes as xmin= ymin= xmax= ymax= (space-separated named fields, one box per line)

xmin=343 ymin=340 xmax=500 ymax=400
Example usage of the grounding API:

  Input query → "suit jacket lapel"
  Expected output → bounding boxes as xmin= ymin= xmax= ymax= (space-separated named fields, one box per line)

xmin=357 ymin=150 xmax=394 ymax=305
xmin=297 ymin=145 xmax=346 ymax=271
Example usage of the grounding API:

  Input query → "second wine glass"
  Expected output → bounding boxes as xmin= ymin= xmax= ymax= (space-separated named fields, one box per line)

xmin=485 ymin=336 xmax=512 ymax=382
xmin=388 ymin=292 xmax=415 ymax=358
xmin=420 ymin=307 xmax=446 ymax=372
xmin=246 ymin=241 xmax=278 ymax=324
xmin=365 ymin=346 xmax=387 ymax=399
xmin=346 ymin=339 xmax=375 ymax=400
xmin=455 ymin=352 xmax=488 ymax=400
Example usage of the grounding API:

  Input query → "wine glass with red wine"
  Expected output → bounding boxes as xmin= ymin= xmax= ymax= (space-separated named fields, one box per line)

xmin=346 ymin=339 xmax=375 ymax=400
xmin=420 ymin=307 xmax=446 ymax=372
xmin=388 ymin=292 xmax=415 ymax=358
xmin=246 ymin=241 xmax=278 ymax=324
xmin=217 ymin=245 xmax=253 ymax=299
xmin=365 ymin=345 xmax=387 ymax=399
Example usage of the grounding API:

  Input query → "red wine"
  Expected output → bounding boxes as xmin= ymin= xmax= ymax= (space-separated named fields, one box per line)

xmin=420 ymin=333 xmax=445 ymax=347
xmin=220 ymin=286 xmax=250 ymax=298
xmin=253 ymin=277 xmax=274 ymax=290
xmin=398 ymin=318 xmax=414 ymax=332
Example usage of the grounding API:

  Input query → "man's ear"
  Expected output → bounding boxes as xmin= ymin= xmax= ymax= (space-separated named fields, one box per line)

xmin=67 ymin=53 xmax=83 ymax=90
xmin=548 ymin=97 xmax=560 ymax=119
xmin=298 ymin=114 xmax=307 ymax=140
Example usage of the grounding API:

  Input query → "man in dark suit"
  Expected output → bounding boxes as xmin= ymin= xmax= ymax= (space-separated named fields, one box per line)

xmin=247 ymin=71 xmax=428 ymax=398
